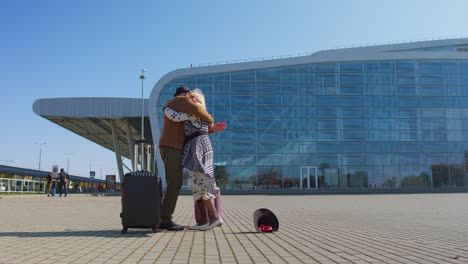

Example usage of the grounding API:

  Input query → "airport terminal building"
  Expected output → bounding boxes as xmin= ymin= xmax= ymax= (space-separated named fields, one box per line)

xmin=34 ymin=38 xmax=468 ymax=191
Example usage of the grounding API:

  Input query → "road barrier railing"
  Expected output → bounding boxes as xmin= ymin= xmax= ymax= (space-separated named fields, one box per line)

xmin=0 ymin=177 xmax=46 ymax=194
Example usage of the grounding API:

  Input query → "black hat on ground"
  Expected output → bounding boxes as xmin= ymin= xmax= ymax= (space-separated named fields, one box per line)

xmin=174 ymin=86 xmax=191 ymax=97
xmin=253 ymin=208 xmax=279 ymax=232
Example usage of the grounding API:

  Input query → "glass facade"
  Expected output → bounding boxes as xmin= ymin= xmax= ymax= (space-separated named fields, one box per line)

xmin=157 ymin=60 xmax=468 ymax=190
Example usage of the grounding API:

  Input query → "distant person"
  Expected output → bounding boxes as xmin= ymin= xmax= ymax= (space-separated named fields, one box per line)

xmin=50 ymin=181 xmax=56 ymax=197
xmin=165 ymin=88 xmax=226 ymax=231
xmin=46 ymin=172 xmax=53 ymax=197
xmin=58 ymin=168 xmax=69 ymax=197
xmin=158 ymin=86 xmax=215 ymax=231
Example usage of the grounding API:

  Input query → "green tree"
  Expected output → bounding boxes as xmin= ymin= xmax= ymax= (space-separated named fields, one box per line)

xmin=386 ymin=177 xmax=397 ymax=188
xmin=214 ymin=165 xmax=229 ymax=188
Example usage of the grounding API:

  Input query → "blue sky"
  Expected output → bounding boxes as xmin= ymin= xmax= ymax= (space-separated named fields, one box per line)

xmin=1 ymin=0 xmax=468 ymax=179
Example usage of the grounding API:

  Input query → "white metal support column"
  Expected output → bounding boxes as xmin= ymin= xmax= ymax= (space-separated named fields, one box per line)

xmin=111 ymin=120 xmax=125 ymax=183
xmin=121 ymin=159 xmax=132 ymax=172
xmin=126 ymin=120 xmax=135 ymax=171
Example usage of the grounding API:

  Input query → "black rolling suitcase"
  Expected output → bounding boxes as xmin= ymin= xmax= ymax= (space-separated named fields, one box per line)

xmin=120 ymin=171 xmax=162 ymax=234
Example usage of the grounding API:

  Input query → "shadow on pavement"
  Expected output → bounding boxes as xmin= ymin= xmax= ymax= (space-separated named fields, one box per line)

xmin=230 ymin=231 xmax=261 ymax=235
xmin=0 ymin=230 xmax=155 ymax=237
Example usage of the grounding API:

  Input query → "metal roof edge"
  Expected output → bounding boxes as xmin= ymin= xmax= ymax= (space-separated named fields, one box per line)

xmin=33 ymin=97 xmax=149 ymax=118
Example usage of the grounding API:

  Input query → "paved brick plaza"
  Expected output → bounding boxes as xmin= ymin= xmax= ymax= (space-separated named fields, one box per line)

xmin=0 ymin=193 xmax=467 ymax=264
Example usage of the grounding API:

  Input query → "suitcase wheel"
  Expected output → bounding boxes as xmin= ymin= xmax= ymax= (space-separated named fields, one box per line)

xmin=121 ymin=225 xmax=128 ymax=234
xmin=151 ymin=227 xmax=158 ymax=233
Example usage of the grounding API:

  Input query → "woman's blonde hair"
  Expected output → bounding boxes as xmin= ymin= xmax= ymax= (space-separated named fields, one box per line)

xmin=191 ymin=88 xmax=206 ymax=109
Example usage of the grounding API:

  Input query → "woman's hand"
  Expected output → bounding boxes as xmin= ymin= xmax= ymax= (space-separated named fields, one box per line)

xmin=211 ymin=122 xmax=227 ymax=133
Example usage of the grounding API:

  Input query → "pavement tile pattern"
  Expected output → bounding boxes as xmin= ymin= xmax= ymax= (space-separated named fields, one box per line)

xmin=0 ymin=193 xmax=467 ymax=264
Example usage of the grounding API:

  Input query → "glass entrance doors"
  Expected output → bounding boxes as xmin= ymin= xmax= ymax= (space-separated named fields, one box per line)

xmin=300 ymin=166 xmax=318 ymax=189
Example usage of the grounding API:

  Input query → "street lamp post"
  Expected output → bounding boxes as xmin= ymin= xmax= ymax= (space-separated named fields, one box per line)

xmin=35 ymin=142 xmax=46 ymax=171
xmin=64 ymin=153 xmax=72 ymax=173
xmin=139 ymin=69 xmax=146 ymax=170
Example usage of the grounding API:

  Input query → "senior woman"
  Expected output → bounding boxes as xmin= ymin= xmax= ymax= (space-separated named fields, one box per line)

xmin=164 ymin=88 xmax=226 ymax=230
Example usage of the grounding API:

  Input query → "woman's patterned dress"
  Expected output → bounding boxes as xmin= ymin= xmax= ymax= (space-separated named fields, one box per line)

xmin=165 ymin=107 xmax=216 ymax=200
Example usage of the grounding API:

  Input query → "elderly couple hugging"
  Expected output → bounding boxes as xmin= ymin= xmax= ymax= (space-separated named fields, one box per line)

xmin=158 ymin=86 xmax=226 ymax=231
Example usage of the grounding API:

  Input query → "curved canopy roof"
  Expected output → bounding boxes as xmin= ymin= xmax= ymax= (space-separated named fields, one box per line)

xmin=33 ymin=97 xmax=152 ymax=159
